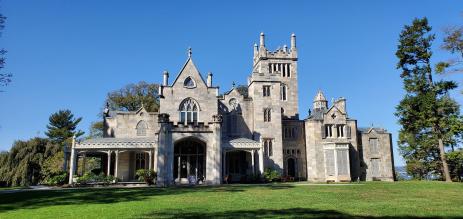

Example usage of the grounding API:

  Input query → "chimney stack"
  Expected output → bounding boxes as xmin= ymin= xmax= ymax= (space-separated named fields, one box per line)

xmin=207 ymin=72 xmax=213 ymax=87
xmin=163 ymin=71 xmax=169 ymax=86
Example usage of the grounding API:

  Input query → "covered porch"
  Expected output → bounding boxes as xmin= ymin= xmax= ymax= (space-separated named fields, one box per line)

xmin=69 ymin=137 xmax=157 ymax=184
xmin=223 ymin=138 xmax=263 ymax=183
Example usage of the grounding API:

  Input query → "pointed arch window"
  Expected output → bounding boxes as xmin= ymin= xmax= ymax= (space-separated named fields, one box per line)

xmin=179 ymin=98 xmax=199 ymax=124
xmin=136 ymin=120 xmax=148 ymax=136
xmin=183 ymin=77 xmax=196 ymax=88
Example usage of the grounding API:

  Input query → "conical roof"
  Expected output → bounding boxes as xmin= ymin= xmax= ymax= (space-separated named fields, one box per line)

xmin=313 ymin=90 xmax=327 ymax=102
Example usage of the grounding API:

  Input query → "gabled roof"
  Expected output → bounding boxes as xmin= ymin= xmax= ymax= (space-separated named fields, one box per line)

xmin=171 ymin=56 xmax=208 ymax=87
xmin=358 ymin=127 xmax=389 ymax=134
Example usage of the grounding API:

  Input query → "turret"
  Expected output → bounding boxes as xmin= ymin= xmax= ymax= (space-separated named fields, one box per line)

xmin=313 ymin=90 xmax=328 ymax=110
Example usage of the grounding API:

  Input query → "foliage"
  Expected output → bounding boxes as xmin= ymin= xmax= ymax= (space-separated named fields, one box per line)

xmin=106 ymin=81 xmax=160 ymax=112
xmin=45 ymin=109 xmax=84 ymax=145
xmin=395 ymin=17 xmax=463 ymax=181
xmin=0 ymin=138 xmax=58 ymax=186
xmin=136 ymin=169 xmax=157 ymax=185
xmin=435 ymin=25 xmax=463 ymax=77
xmin=447 ymin=150 xmax=463 ymax=182
xmin=235 ymin=85 xmax=249 ymax=97
xmin=0 ymin=13 xmax=11 ymax=91
xmin=40 ymin=150 xmax=65 ymax=183
xmin=75 ymin=172 xmax=116 ymax=185
xmin=44 ymin=172 xmax=67 ymax=186
xmin=263 ymin=168 xmax=280 ymax=182
xmin=88 ymin=121 xmax=104 ymax=138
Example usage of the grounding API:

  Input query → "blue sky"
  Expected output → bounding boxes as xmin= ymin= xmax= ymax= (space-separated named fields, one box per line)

xmin=1 ymin=1 xmax=462 ymax=166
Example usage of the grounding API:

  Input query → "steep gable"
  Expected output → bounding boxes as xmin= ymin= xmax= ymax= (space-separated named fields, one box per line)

xmin=171 ymin=57 xmax=208 ymax=89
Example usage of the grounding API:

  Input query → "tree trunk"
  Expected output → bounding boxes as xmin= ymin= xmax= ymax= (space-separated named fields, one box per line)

xmin=438 ymin=138 xmax=452 ymax=182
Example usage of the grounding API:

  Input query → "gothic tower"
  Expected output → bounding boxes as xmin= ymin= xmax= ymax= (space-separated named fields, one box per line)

xmin=248 ymin=33 xmax=299 ymax=172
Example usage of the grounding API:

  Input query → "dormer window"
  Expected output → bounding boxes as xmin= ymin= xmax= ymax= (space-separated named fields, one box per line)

xmin=183 ymin=77 xmax=196 ymax=88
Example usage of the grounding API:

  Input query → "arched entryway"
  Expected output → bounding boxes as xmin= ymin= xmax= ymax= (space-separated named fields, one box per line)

xmin=287 ymin=158 xmax=296 ymax=177
xmin=174 ymin=138 xmax=206 ymax=184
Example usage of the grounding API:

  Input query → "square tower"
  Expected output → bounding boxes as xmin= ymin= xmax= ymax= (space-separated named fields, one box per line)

xmin=248 ymin=33 xmax=299 ymax=172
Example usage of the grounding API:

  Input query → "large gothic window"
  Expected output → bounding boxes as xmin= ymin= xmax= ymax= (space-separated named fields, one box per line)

xmin=179 ymin=98 xmax=199 ymax=124
xmin=136 ymin=120 xmax=148 ymax=136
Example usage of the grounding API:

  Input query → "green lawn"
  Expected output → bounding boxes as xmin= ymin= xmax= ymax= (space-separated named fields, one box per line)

xmin=0 ymin=181 xmax=462 ymax=218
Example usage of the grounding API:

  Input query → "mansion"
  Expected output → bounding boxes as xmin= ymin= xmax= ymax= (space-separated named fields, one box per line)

xmin=68 ymin=33 xmax=395 ymax=185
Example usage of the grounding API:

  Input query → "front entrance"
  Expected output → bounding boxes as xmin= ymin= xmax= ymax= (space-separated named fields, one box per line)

xmin=287 ymin=158 xmax=296 ymax=177
xmin=174 ymin=138 xmax=206 ymax=184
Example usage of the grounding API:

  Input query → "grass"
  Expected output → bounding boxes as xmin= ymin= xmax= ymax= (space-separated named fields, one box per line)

xmin=0 ymin=181 xmax=462 ymax=218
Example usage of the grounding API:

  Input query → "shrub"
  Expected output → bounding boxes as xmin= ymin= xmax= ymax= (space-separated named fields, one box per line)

xmin=263 ymin=168 xmax=280 ymax=182
xmin=45 ymin=172 xmax=68 ymax=186
xmin=136 ymin=169 xmax=157 ymax=185
xmin=76 ymin=172 xmax=116 ymax=185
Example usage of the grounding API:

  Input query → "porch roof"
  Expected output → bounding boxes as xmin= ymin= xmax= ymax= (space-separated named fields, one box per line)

xmin=75 ymin=137 xmax=156 ymax=149
xmin=224 ymin=138 xmax=261 ymax=150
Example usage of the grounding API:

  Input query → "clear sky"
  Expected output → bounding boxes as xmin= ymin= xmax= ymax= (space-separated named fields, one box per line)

xmin=1 ymin=1 xmax=462 ymax=166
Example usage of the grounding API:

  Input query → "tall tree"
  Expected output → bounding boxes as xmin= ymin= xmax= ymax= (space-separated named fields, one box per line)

xmin=395 ymin=18 xmax=462 ymax=182
xmin=0 ymin=13 xmax=11 ymax=91
xmin=45 ymin=110 xmax=84 ymax=145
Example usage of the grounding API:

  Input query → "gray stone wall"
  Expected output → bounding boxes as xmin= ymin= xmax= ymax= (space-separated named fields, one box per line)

xmin=359 ymin=129 xmax=395 ymax=181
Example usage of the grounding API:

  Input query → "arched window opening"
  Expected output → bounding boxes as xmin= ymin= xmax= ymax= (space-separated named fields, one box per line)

xmin=184 ymin=77 xmax=196 ymax=88
xmin=280 ymin=84 xmax=287 ymax=101
xmin=179 ymin=98 xmax=199 ymax=124
xmin=136 ymin=120 xmax=148 ymax=136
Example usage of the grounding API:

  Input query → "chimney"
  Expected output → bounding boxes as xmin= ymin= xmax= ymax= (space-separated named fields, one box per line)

xmin=334 ymin=97 xmax=346 ymax=113
xmin=207 ymin=72 xmax=213 ymax=87
xmin=260 ymin=32 xmax=265 ymax=47
xmin=291 ymin=33 xmax=296 ymax=48
xmin=163 ymin=71 xmax=169 ymax=86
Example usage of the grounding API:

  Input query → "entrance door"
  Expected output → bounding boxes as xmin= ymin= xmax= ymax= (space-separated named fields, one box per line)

xmin=174 ymin=138 xmax=206 ymax=183
xmin=287 ymin=158 xmax=296 ymax=177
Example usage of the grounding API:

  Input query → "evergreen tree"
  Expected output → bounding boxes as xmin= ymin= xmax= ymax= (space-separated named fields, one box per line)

xmin=395 ymin=18 xmax=462 ymax=182
xmin=45 ymin=109 xmax=84 ymax=145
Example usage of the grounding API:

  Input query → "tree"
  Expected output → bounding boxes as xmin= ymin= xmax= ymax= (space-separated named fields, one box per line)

xmin=435 ymin=25 xmax=463 ymax=76
xmin=0 ymin=13 xmax=12 ymax=91
xmin=106 ymin=81 xmax=159 ymax=112
xmin=0 ymin=138 xmax=57 ymax=186
xmin=395 ymin=18 xmax=462 ymax=182
xmin=236 ymin=85 xmax=249 ymax=97
xmin=45 ymin=109 xmax=84 ymax=145
xmin=87 ymin=81 xmax=160 ymax=139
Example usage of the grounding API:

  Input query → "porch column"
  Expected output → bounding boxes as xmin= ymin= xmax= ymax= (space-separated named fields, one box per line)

xmin=68 ymin=136 xmax=77 ymax=184
xmin=82 ymin=153 xmax=87 ymax=175
xmin=148 ymin=150 xmax=152 ymax=171
xmin=177 ymin=156 xmax=181 ymax=182
xmin=251 ymin=150 xmax=255 ymax=175
xmin=223 ymin=151 xmax=227 ymax=176
xmin=258 ymin=148 xmax=264 ymax=175
xmin=107 ymin=150 xmax=112 ymax=176
xmin=115 ymin=150 xmax=119 ymax=178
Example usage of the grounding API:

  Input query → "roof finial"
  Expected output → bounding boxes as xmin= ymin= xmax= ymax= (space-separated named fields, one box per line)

xmin=188 ymin=47 xmax=192 ymax=57
xmin=232 ymin=81 xmax=236 ymax=88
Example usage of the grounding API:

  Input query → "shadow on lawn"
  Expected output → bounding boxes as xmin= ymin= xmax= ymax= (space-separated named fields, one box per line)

xmin=144 ymin=207 xmax=461 ymax=219
xmin=0 ymin=184 xmax=292 ymax=213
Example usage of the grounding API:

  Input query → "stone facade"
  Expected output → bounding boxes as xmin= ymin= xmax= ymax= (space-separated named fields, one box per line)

xmin=69 ymin=33 xmax=395 ymax=185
